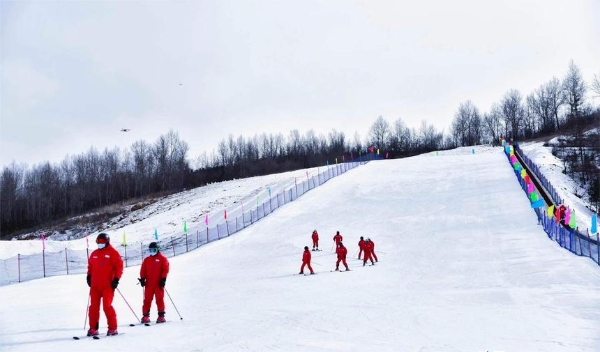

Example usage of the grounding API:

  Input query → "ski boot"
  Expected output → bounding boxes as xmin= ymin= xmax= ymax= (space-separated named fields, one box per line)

xmin=156 ymin=311 xmax=166 ymax=323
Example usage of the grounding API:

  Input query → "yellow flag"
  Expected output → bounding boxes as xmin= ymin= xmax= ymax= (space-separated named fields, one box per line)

xmin=547 ymin=205 xmax=554 ymax=218
xmin=122 ymin=232 xmax=127 ymax=246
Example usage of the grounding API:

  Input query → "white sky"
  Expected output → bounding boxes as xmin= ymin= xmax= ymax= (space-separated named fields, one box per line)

xmin=1 ymin=0 xmax=599 ymax=168
xmin=1 ymin=145 xmax=599 ymax=351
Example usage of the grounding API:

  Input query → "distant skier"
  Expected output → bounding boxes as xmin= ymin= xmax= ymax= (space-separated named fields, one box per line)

xmin=333 ymin=231 xmax=343 ymax=248
xmin=357 ymin=236 xmax=365 ymax=259
xmin=311 ymin=230 xmax=319 ymax=251
xmin=86 ymin=233 xmax=123 ymax=337
xmin=139 ymin=242 xmax=170 ymax=324
xmin=299 ymin=246 xmax=315 ymax=275
xmin=368 ymin=237 xmax=378 ymax=262
xmin=363 ymin=238 xmax=375 ymax=266
xmin=335 ymin=242 xmax=350 ymax=271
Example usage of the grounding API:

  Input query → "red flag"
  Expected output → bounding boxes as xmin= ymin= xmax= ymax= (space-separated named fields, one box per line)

xmin=204 ymin=214 xmax=208 ymax=225
xmin=370 ymin=146 xmax=374 ymax=153
xmin=224 ymin=210 xmax=227 ymax=220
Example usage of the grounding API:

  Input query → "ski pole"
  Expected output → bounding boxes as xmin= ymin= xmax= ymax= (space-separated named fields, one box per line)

xmin=83 ymin=293 xmax=90 ymax=330
xmin=116 ymin=287 xmax=141 ymax=324
xmin=164 ymin=288 xmax=183 ymax=320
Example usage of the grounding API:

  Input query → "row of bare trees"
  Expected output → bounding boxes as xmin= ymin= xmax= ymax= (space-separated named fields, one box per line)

xmin=1 ymin=131 xmax=189 ymax=235
xmin=449 ymin=60 xmax=599 ymax=147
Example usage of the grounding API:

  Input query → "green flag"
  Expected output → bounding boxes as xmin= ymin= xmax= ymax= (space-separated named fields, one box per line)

xmin=184 ymin=221 xmax=187 ymax=233
xmin=569 ymin=210 xmax=576 ymax=228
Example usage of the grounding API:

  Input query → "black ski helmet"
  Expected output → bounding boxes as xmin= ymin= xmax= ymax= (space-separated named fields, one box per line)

xmin=360 ymin=236 xmax=364 ymax=240
xmin=304 ymin=246 xmax=309 ymax=250
xmin=338 ymin=242 xmax=343 ymax=247
xmin=96 ymin=233 xmax=110 ymax=243
xmin=149 ymin=242 xmax=160 ymax=251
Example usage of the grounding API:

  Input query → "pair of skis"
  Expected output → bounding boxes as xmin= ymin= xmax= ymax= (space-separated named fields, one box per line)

xmin=72 ymin=321 xmax=166 ymax=340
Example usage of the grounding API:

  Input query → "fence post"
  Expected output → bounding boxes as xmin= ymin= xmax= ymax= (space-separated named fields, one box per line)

xmin=65 ymin=249 xmax=69 ymax=275
xmin=172 ymin=236 xmax=176 ymax=257
xmin=196 ymin=230 xmax=199 ymax=249
xmin=206 ymin=228 xmax=209 ymax=244
xmin=43 ymin=250 xmax=46 ymax=278
xmin=185 ymin=233 xmax=188 ymax=253
xmin=124 ymin=245 xmax=128 ymax=267
xmin=18 ymin=253 xmax=21 ymax=283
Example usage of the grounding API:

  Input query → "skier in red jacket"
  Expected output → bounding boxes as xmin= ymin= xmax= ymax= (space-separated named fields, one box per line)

xmin=86 ymin=233 xmax=124 ymax=337
xmin=363 ymin=238 xmax=375 ymax=266
xmin=335 ymin=242 xmax=350 ymax=271
xmin=299 ymin=246 xmax=315 ymax=275
xmin=311 ymin=230 xmax=319 ymax=251
xmin=333 ymin=231 xmax=343 ymax=248
xmin=358 ymin=236 xmax=365 ymax=259
xmin=139 ymin=242 xmax=170 ymax=324
xmin=369 ymin=238 xmax=378 ymax=262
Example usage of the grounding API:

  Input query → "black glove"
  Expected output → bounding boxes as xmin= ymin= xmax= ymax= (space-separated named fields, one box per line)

xmin=159 ymin=278 xmax=166 ymax=288
xmin=86 ymin=275 xmax=91 ymax=287
xmin=111 ymin=278 xmax=119 ymax=290
xmin=138 ymin=278 xmax=146 ymax=287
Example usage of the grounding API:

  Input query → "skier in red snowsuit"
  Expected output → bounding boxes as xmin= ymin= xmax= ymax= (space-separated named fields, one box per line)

xmin=363 ymin=238 xmax=375 ymax=266
xmin=86 ymin=233 xmax=123 ymax=337
xmin=139 ymin=242 xmax=170 ymax=324
xmin=299 ymin=246 xmax=315 ymax=274
xmin=311 ymin=230 xmax=319 ymax=250
xmin=558 ymin=205 xmax=567 ymax=225
xmin=333 ymin=231 xmax=343 ymax=248
xmin=369 ymin=238 xmax=378 ymax=262
xmin=335 ymin=243 xmax=350 ymax=271
xmin=358 ymin=236 xmax=365 ymax=259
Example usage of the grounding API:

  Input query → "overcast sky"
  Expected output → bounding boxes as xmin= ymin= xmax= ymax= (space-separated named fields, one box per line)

xmin=1 ymin=0 xmax=599 ymax=168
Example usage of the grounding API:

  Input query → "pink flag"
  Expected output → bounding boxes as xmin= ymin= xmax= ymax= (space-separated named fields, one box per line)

xmin=527 ymin=182 xmax=534 ymax=194
xmin=564 ymin=208 xmax=571 ymax=224
xmin=224 ymin=210 xmax=227 ymax=220
xmin=41 ymin=233 xmax=46 ymax=250
xmin=385 ymin=152 xmax=389 ymax=159
xmin=204 ymin=214 xmax=208 ymax=225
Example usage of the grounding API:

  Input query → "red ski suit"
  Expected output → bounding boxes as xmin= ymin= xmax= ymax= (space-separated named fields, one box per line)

xmin=87 ymin=244 xmax=123 ymax=331
xmin=300 ymin=249 xmax=314 ymax=274
xmin=311 ymin=231 xmax=319 ymax=249
xmin=363 ymin=241 xmax=375 ymax=265
xmin=358 ymin=239 xmax=365 ymax=259
xmin=336 ymin=246 xmax=349 ymax=270
xmin=333 ymin=233 xmax=343 ymax=246
xmin=140 ymin=251 xmax=170 ymax=315
xmin=369 ymin=240 xmax=378 ymax=262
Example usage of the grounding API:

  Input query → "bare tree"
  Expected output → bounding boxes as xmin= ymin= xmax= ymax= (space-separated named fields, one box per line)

xmin=451 ymin=100 xmax=481 ymax=146
xmin=591 ymin=72 xmax=600 ymax=97
xmin=482 ymin=103 xmax=503 ymax=144
xmin=367 ymin=116 xmax=390 ymax=150
xmin=562 ymin=60 xmax=587 ymax=119
xmin=501 ymin=89 xmax=524 ymax=141
xmin=544 ymin=77 xmax=564 ymax=130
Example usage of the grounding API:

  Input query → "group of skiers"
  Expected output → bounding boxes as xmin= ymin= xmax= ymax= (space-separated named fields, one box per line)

xmin=300 ymin=230 xmax=379 ymax=274
xmin=85 ymin=233 xmax=170 ymax=337
xmin=86 ymin=229 xmax=378 ymax=335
